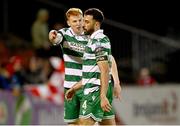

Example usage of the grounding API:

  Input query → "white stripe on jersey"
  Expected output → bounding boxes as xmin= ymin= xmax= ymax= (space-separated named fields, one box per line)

xmin=64 ymin=81 xmax=78 ymax=88
xmin=83 ymin=53 xmax=95 ymax=60
xmin=84 ymin=86 xmax=99 ymax=95
xmin=100 ymin=43 xmax=111 ymax=49
xmin=65 ymin=68 xmax=82 ymax=76
xmin=60 ymin=28 xmax=86 ymax=41
xmin=63 ymin=41 xmax=85 ymax=53
xmin=87 ymin=41 xmax=110 ymax=50
xmin=82 ymin=78 xmax=100 ymax=85
xmin=64 ymin=54 xmax=82 ymax=64
xmin=83 ymin=65 xmax=100 ymax=73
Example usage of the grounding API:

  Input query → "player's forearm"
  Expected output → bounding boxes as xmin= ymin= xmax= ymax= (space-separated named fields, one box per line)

xmin=100 ymin=71 xmax=109 ymax=99
xmin=98 ymin=61 xmax=109 ymax=98
xmin=72 ymin=80 xmax=82 ymax=91
xmin=111 ymin=56 xmax=120 ymax=85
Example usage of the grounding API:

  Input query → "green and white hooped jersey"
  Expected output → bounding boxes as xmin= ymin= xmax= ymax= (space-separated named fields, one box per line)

xmin=57 ymin=28 xmax=87 ymax=88
xmin=82 ymin=29 xmax=112 ymax=88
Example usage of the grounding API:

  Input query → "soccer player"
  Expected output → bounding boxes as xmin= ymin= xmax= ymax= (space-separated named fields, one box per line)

xmin=65 ymin=8 xmax=117 ymax=125
xmin=49 ymin=8 xmax=86 ymax=125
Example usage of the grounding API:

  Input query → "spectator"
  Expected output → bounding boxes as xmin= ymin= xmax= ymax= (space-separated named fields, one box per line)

xmin=5 ymin=56 xmax=25 ymax=96
xmin=137 ymin=67 xmax=157 ymax=87
xmin=23 ymin=56 xmax=46 ymax=84
xmin=31 ymin=8 xmax=50 ymax=57
xmin=0 ymin=63 xmax=10 ymax=90
xmin=1 ymin=57 xmax=24 ymax=95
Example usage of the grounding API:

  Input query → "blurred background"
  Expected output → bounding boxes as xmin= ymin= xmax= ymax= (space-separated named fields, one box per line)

xmin=0 ymin=0 xmax=180 ymax=125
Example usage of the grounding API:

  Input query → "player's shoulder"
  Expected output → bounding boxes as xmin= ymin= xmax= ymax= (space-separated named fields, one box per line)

xmin=95 ymin=34 xmax=110 ymax=43
xmin=94 ymin=31 xmax=108 ymax=39
xmin=58 ymin=27 xmax=69 ymax=34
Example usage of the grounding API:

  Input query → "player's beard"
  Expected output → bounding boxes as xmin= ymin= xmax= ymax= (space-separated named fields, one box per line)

xmin=83 ymin=27 xmax=94 ymax=35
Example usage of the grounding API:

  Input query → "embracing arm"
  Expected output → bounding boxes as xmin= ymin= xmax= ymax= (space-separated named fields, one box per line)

xmin=65 ymin=80 xmax=82 ymax=100
xmin=111 ymin=55 xmax=122 ymax=100
xmin=72 ymin=80 xmax=83 ymax=91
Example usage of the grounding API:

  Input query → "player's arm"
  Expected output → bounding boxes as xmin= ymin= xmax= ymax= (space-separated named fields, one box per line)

xmin=96 ymin=46 xmax=112 ymax=112
xmin=111 ymin=55 xmax=122 ymax=100
xmin=97 ymin=60 xmax=112 ymax=112
xmin=65 ymin=80 xmax=82 ymax=100
xmin=97 ymin=60 xmax=109 ymax=97
xmin=72 ymin=80 xmax=82 ymax=91
xmin=49 ymin=30 xmax=63 ymax=45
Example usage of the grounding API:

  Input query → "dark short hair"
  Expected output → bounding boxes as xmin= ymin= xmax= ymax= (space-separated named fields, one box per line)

xmin=84 ymin=8 xmax=104 ymax=24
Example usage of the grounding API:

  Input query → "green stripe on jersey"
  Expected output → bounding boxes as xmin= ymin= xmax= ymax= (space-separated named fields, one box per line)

xmin=63 ymin=48 xmax=83 ymax=57
xmin=65 ymin=62 xmax=82 ymax=69
xmin=83 ymin=59 xmax=96 ymax=65
xmin=65 ymin=75 xmax=82 ymax=82
xmin=83 ymin=72 xmax=100 ymax=79
xmin=64 ymin=34 xmax=87 ymax=45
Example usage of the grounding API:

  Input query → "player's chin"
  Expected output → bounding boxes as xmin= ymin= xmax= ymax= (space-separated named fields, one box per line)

xmin=84 ymin=31 xmax=89 ymax=35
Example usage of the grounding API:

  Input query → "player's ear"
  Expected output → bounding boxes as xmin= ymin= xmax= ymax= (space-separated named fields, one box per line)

xmin=94 ymin=21 xmax=99 ymax=29
xmin=95 ymin=21 xmax=100 ymax=27
xmin=95 ymin=22 xmax=97 ymax=27
xmin=67 ymin=20 xmax=70 ymax=26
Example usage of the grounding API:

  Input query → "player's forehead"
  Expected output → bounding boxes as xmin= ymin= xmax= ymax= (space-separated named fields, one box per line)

xmin=68 ymin=15 xmax=83 ymax=21
xmin=84 ymin=15 xmax=93 ymax=21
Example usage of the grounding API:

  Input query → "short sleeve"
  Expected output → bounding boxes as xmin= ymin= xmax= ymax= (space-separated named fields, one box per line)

xmin=95 ymin=41 xmax=108 ymax=62
xmin=53 ymin=31 xmax=64 ymax=45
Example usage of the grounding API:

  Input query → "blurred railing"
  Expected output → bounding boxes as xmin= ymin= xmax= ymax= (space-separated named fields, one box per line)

xmin=104 ymin=19 xmax=180 ymax=83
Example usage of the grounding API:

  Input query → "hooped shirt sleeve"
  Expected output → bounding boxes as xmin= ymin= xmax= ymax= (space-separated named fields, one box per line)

xmin=95 ymin=39 xmax=109 ymax=62
xmin=52 ymin=29 xmax=64 ymax=45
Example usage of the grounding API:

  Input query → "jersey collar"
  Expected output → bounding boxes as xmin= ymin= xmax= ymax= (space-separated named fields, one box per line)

xmin=69 ymin=27 xmax=84 ymax=36
xmin=90 ymin=29 xmax=103 ymax=39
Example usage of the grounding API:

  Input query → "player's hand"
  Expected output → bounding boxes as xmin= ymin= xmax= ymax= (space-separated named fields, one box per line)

xmin=113 ymin=83 xmax=122 ymax=100
xmin=49 ymin=30 xmax=57 ymax=43
xmin=65 ymin=88 xmax=75 ymax=101
xmin=100 ymin=96 xmax=112 ymax=112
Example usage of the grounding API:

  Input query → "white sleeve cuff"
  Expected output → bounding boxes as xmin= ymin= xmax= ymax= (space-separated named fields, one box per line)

xmin=53 ymin=33 xmax=63 ymax=45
